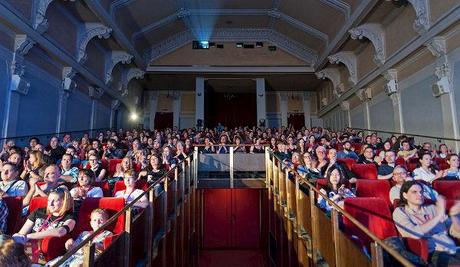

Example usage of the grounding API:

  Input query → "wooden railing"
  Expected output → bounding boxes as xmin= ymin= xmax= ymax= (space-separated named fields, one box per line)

xmin=267 ymin=150 xmax=415 ymax=267
xmin=50 ymin=153 xmax=197 ymax=267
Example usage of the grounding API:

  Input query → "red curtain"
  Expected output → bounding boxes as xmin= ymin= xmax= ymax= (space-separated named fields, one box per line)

xmin=288 ymin=113 xmax=305 ymax=130
xmin=154 ymin=112 xmax=173 ymax=129
xmin=205 ymin=93 xmax=257 ymax=128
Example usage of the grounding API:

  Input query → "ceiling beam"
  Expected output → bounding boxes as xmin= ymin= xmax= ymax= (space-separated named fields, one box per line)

xmin=147 ymin=66 xmax=314 ymax=73
xmin=84 ymin=0 xmax=145 ymax=68
xmin=145 ymin=28 xmax=318 ymax=65
xmin=132 ymin=9 xmax=329 ymax=43
xmin=0 ymin=1 xmax=127 ymax=104
xmin=318 ymin=0 xmax=351 ymax=19
xmin=314 ymin=0 xmax=380 ymax=70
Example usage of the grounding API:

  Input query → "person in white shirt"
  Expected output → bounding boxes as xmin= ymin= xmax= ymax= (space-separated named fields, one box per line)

xmin=412 ymin=151 xmax=443 ymax=184
xmin=0 ymin=163 xmax=28 ymax=197
xmin=115 ymin=170 xmax=148 ymax=209
xmin=70 ymin=169 xmax=103 ymax=200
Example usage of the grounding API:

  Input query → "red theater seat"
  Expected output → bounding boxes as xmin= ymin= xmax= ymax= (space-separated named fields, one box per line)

xmin=3 ymin=197 xmax=23 ymax=235
xmin=29 ymin=196 xmax=48 ymax=214
xmin=434 ymin=158 xmax=449 ymax=170
xmin=432 ymin=180 xmax=460 ymax=210
xmin=351 ymin=164 xmax=377 ymax=179
xmin=355 ymin=180 xmax=391 ymax=207
xmin=337 ymin=158 xmax=356 ymax=171
xmin=351 ymin=143 xmax=362 ymax=153
xmin=108 ymin=159 xmax=123 ymax=177
xmin=407 ymin=158 xmax=419 ymax=172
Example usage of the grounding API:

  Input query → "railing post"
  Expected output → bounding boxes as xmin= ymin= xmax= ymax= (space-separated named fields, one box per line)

xmin=124 ymin=206 xmax=133 ymax=267
xmin=229 ymin=147 xmax=234 ymax=188
xmin=309 ymin=188 xmax=319 ymax=264
xmin=146 ymin=187 xmax=155 ymax=266
xmin=82 ymin=241 xmax=96 ymax=267
xmin=331 ymin=209 xmax=342 ymax=267
xmin=371 ymin=242 xmax=384 ymax=267
xmin=265 ymin=147 xmax=270 ymax=187
xmin=193 ymin=147 xmax=198 ymax=185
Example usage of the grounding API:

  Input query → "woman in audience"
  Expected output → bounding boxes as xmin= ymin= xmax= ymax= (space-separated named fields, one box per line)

xmin=412 ymin=151 xmax=443 ymax=184
xmin=138 ymin=154 xmax=166 ymax=183
xmin=13 ymin=187 xmax=75 ymax=263
xmin=315 ymin=146 xmax=329 ymax=176
xmin=442 ymin=154 xmax=460 ymax=180
xmin=297 ymin=139 xmax=305 ymax=154
xmin=269 ymin=137 xmax=277 ymax=151
xmin=86 ymin=155 xmax=106 ymax=182
xmin=0 ymin=163 xmax=28 ymax=197
xmin=250 ymin=138 xmax=265 ymax=154
xmin=297 ymin=153 xmax=321 ymax=182
xmin=161 ymin=146 xmax=177 ymax=170
xmin=201 ymin=137 xmax=215 ymax=154
xmin=20 ymin=150 xmax=46 ymax=182
xmin=233 ymin=136 xmax=246 ymax=153
xmin=393 ymin=181 xmax=460 ymax=266
xmin=317 ymin=165 xmax=355 ymax=212
xmin=70 ymin=169 xmax=103 ymax=200
xmin=115 ymin=170 xmax=149 ymax=209
xmin=126 ymin=139 xmax=142 ymax=161
xmin=216 ymin=135 xmax=229 ymax=154
xmin=437 ymin=144 xmax=449 ymax=159
xmin=174 ymin=141 xmax=188 ymax=160
xmin=46 ymin=208 xmax=112 ymax=267
xmin=7 ymin=152 xmax=23 ymax=172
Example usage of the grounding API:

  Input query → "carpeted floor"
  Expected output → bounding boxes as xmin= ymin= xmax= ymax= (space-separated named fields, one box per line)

xmin=199 ymin=249 xmax=268 ymax=267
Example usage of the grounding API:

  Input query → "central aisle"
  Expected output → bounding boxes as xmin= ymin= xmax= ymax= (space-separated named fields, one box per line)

xmin=199 ymin=249 xmax=267 ymax=267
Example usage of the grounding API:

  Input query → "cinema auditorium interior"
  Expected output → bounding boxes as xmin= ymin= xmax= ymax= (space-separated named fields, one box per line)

xmin=1 ymin=0 xmax=460 ymax=266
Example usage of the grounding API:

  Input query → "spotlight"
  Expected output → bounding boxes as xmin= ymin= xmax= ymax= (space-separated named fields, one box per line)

xmin=192 ymin=40 xmax=210 ymax=49
xmin=130 ymin=112 xmax=138 ymax=121
xmin=236 ymin=42 xmax=243 ymax=48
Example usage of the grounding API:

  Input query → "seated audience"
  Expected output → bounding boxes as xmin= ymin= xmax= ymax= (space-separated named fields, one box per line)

xmin=46 ymin=208 xmax=112 ymax=267
xmin=317 ymin=166 xmax=355 ymax=212
xmin=45 ymin=137 xmax=66 ymax=164
xmin=115 ymin=170 xmax=149 ymax=209
xmin=23 ymin=165 xmax=68 ymax=207
xmin=138 ymin=154 xmax=166 ymax=183
xmin=102 ymin=139 xmax=124 ymax=160
xmin=0 ymin=235 xmax=30 ymax=266
xmin=233 ymin=136 xmax=246 ymax=153
xmin=70 ymin=169 xmax=103 ymax=200
xmin=442 ymin=154 xmax=460 ymax=180
xmin=14 ymin=188 xmax=75 ymax=263
xmin=389 ymin=166 xmax=438 ymax=203
xmin=325 ymin=148 xmax=357 ymax=183
xmin=315 ymin=146 xmax=329 ymax=176
xmin=0 ymin=163 xmax=28 ymax=197
xmin=250 ymin=138 xmax=265 ymax=154
xmin=216 ymin=135 xmax=229 ymax=154
xmin=60 ymin=154 xmax=79 ymax=183
xmin=413 ymin=151 xmax=443 ymax=184
xmin=297 ymin=153 xmax=321 ymax=182
xmin=397 ymin=140 xmax=417 ymax=161
xmin=336 ymin=141 xmax=358 ymax=160
xmin=20 ymin=150 xmax=46 ymax=182
xmin=378 ymin=150 xmax=397 ymax=180
xmin=357 ymin=146 xmax=375 ymax=164
xmin=201 ymin=137 xmax=215 ymax=154
xmin=86 ymin=155 xmax=106 ymax=182
xmin=393 ymin=181 xmax=460 ymax=266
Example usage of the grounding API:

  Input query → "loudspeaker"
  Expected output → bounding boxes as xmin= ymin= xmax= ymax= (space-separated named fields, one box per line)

xmin=197 ymin=119 xmax=203 ymax=127
xmin=259 ymin=119 xmax=266 ymax=127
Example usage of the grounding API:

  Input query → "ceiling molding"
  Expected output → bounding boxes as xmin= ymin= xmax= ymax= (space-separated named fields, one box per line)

xmin=349 ymin=23 xmax=386 ymax=65
xmin=84 ymin=0 xmax=146 ymax=68
xmin=144 ymin=28 xmax=318 ymax=66
xmin=407 ymin=0 xmax=431 ymax=34
xmin=146 ymin=65 xmax=313 ymax=73
xmin=117 ymin=67 xmax=145 ymax=95
xmin=318 ymin=0 xmax=351 ymax=19
xmin=77 ymin=22 xmax=112 ymax=63
xmin=132 ymin=9 xmax=329 ymax=43
xmin=32 ymin=0 xmax=76 ymax=33
xmin=315 ymin=67 xmax=344 ymax=94
xmin=315 ymin=0 xmax=380 ymax=70
xmin=104 ymin=50 xmax=133 ymax=84
xmin=328 ymin=51 xmax=357 ymax=84
xmin=110 ymin=0 xmax=136 ymax=16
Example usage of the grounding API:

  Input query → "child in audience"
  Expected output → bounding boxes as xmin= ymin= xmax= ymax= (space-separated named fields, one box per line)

xmin=115 ymin=170 xmax=149 ymax=209
xmin=46 ymin=208 xmax=112 ymax=267
xmin=70 ymin=169 xmax=103 ymax=200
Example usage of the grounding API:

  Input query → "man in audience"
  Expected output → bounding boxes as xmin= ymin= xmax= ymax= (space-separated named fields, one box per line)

xmin=389 ymin=165 xmax=438 ymax=203
xmin=102 ymin=139 xmax=124 ymax=160
xmin=326 ymin=148 xmax=357 ymax=183
xmin=378 ymin=150 xmax=397 ymax=180
xmin=0 ymin=163 xmax=28 ymax=197
xmin=397 ymin=140 xmax=417 ymax=161
xmin=23 ymin=164 xmax=67 ymax=207
xmin=60 ymin=154 xmax=79 ymax=183
xmin=357 ymin=146 xmax=375 ymax=164
xmin=337 ymin=141 xmax=358 ymax=160
xmin=45 ymin=137 xmax=66 ymax=163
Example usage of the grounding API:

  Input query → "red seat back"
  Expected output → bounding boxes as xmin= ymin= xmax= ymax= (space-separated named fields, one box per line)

xmin=108 ymin=159 xmax=123 ymax=177
xmin=344 ymin=197 xmax=398 ymax=246
xmin=337 ymin=158 xmax=356 ymax=171
xmin=395 ymin=157 xmax=405 ymax=166
xmin=92 ymin=181 xmax=111 ymax=197
xmin=29 ymin=197 xmax=48 ymax=214
xmin=434 ymin=158 xmax=449 ymax=170
xmin=74 ymin=197 xmax=125 ymax=237
xmin=351 ymin=164 xmax=377 ymax=179
xmin=433 ymin=180 xmax=460 ymax=209
xmin=112 ymin=180 xmax=148 ymax=196
xmin=355 ymin=180 xmax=391 ymax=207
xmin=3 ymin=197 xmax=23 ymax=234
xmin=352 ymin=143 xmax=362 ymax=153
xmin=407 ymin=158 xmax=419 ymax=172
xmin=315 ymin=178 xmax=328 ymax=190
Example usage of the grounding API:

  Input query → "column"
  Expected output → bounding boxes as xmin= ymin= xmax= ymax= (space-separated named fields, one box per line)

xmin=55 ymin=90 xmax=69 ymax=135
xmin=147 ymin=92 xmax=159 ymax=130
xmin=279 ymin=93 xmax=288 ymax=127
xmin=340 ymin=100 xmax=351 ymax=127
xmin=195 ymin=77 xmax=205 ymax=128
xmin=356 ymin=88 xmax=372 ymax=131
xmin=303 ymin=92 xmax=312 ymax=128
xmin=110 ymin=100 xmax=120 ymax=129
xmin=384 ymin=69 xmax=404 ymax=133
xmin=88 ymin=86 xmax=103 ymax=137
xmin=172 ymin=91 xmax=181 ymax=129
xmin=256 ymin=78 xmax=266 ymax=127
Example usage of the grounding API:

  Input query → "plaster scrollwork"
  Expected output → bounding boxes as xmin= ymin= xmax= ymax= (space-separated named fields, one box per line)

xmin=425 ymin=36 xmax=446 ymax=58
xmin=62 ymin=67 xmax=77 ymax=91
xmin=407 ymin=0 xmax=431 ymax=34
xmin=315 ymin=68 xmax=345 ymax=94
xmin=349 ymin=23 xmax=386 ymax=65
xmin=33 ymin=0 xmax=76 ymax=33
xmin=389 ymin=92 xmax=401 ymax=107
xmin=434 ymin=63 xmax=451 ymax=82
xmin=356 ymin=88 xmax=372 ymax=102
xmin=328 ymin=51 xmax=357 ymax=85
xmin=88 ymin=86 xmax=104 ymax=99
xmin=339 ymin=101 xmax=350 ymax=111
xmin=77 ymin=23 xmax=112 ymax=63
xmin=321 ymin=97 xmax=328 ymax=107
xmin=14 ymin=34 xmax=36 ymax=56
xmin=105 ymin=51 xmax=133 ymax=84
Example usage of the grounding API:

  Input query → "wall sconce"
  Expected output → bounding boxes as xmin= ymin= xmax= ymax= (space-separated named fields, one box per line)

xmin=197 ymin=92 xmax=202 ymax=96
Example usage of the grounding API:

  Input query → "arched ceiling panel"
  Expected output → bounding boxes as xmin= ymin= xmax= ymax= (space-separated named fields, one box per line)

xmin=114 ymin=0 xmax=177 ymax=28
xmin=135 ymin=20 xmax=188 ymax=52
xmin=185 ymin=0 xmax=273 ymax=10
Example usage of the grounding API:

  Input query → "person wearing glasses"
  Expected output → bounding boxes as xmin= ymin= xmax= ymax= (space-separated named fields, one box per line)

xmin=86 ymin=155 xmax=106 ymax=182
xmin=389 ymin=165 xmax=438 ymax=204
